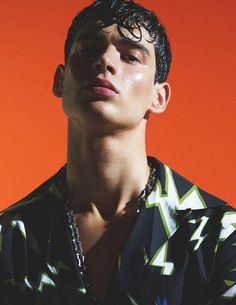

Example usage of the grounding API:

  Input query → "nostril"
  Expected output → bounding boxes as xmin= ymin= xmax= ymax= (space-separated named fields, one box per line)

xmin=92 ymin=55 xmax=117 ymax=74
xmin=92 ymin=58 xmax=102 ymax=72
xmin=107 ymin=66 xmax=113 ymax=73
xmin=94 ymin=63 xmax=102 ymax=71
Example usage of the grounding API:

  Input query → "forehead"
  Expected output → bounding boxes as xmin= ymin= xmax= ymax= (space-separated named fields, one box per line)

xmin=73 ymin=22 xmax=155 ymax=55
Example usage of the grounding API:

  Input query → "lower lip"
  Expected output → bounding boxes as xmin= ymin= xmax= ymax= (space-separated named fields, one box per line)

xmin=86 ymin=86 xmax=117 ymax=97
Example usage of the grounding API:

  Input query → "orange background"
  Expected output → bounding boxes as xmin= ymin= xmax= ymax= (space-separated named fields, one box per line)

xmin=0 ymin=0 xmax=235 ymax=209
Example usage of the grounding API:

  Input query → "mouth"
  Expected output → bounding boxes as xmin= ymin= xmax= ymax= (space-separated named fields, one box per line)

xmin=84 ymin=78 xmax=119 ymax=97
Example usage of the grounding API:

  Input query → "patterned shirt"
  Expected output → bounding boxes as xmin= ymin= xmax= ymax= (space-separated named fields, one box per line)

xmin=0 ymin=157 xmax=236 ymax=305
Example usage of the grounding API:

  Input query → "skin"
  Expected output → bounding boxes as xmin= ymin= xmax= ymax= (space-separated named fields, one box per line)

xmin=53 ymin=22 xmax=171 ymax=298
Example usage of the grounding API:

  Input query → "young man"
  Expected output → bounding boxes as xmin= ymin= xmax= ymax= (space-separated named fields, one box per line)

xmin=1 ymin=0 xmax=236 ymax=304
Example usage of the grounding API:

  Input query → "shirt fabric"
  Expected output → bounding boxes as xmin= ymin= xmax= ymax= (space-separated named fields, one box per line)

xmin=1 ymin=156 xmax=236 ymax=305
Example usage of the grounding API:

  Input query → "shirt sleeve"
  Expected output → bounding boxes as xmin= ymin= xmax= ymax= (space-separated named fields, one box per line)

xmin=211 ymin=216 xmax=236 ymax=305
xmin=0 ymin=212 xmax=28 ymax=304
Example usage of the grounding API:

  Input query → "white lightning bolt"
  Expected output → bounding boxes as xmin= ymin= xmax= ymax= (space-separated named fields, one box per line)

xmin=10 ymin=220 xmax=26 ymax=238
xmin=150 ymin=241 xmax=174 ymax=275
xmin=24 ymin=273 xmax=56 ymax=292
xmin=145 ymin=165 xmax=207 ymax=238
xmin=189 ymin=216 xmax=209 ymax=251
xmin=222 ymin=283 xmax=236 ymax=299
xmin=24 ymin=260 xmax=69 ymax=293
xmin=219 ymin=212 xmax=236 ymax=241
xmin=46 ymin=260 xmax=70 ymax=275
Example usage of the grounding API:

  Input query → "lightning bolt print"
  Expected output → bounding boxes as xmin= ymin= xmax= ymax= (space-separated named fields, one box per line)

xmin=24 ymin=273 xmax=56 ymax=292
xmin=189 ymin=216 xmax=209 ymax=251
xmin=145 ymin=165 xmax=207 ymax=239
xmin=10 ymin=220 xmax=26 ymax=238
xmin=150 ymin=241 xmax=174 ymax=275
xmin=46 ymin=260 xmax=70 ymax=275
xmin=219 ymin=212 xmax=236 ymax=241
xmin=22 ymin=261 xmax=70 ymax=293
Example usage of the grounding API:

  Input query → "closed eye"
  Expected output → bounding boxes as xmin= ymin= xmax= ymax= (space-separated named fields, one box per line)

xmin=121 ymin=53 xmax=140 ymax=63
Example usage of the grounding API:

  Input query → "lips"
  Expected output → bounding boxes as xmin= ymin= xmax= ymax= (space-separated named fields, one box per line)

xmin=84 ymin=78 xmax=119 ymax=94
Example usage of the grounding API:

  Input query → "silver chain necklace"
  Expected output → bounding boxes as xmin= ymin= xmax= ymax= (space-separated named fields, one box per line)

xmin=57 ymin=163 xmax=157 ymax=291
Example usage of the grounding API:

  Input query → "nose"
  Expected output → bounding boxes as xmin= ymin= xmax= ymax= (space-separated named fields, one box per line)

xmin=92 ymin=45 xmax=119 ymax=75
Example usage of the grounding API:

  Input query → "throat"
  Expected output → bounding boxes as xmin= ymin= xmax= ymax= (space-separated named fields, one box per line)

xmin=61 ymin=162 xmax=158 ymax=299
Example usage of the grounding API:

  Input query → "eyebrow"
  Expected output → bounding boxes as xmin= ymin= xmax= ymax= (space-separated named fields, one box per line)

xmin=117 ymin=38 xmax=151 ymax=57
xmin=76 ymin=32 xmax=151 ymax=57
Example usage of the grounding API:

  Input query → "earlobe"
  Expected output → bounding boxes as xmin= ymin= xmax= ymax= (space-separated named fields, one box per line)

xmin=53 ymin=64 xmax=65 ymax=97
xmin=149 ymin=82 xmax=171 ymax=114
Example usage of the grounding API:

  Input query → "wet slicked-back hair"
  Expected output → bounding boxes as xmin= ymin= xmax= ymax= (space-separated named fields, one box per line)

xmin=64 ymin=0 xmax=172 ymax=83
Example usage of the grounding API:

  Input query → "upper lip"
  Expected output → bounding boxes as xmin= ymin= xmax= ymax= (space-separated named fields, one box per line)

xmin=85 ymin=78 xmax=119 ymax=93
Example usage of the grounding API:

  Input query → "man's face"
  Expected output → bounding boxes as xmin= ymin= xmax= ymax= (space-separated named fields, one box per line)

xmin=57 ymin=22 xmax=166 ymax=132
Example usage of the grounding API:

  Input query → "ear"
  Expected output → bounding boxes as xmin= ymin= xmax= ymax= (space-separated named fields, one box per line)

xmin=149 ymin=82 xmax=171 ymax=114
xmin=53 ymin=64 xmax=65 ymax=97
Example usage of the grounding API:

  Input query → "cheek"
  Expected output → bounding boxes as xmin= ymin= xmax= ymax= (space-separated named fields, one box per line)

xmin=63 ymin=71 xmax=75 ymax=97
xmin=124 ymin=68 xmax=155 ymax=100
xmin=68 ymin=54 xmax=92 ymax=81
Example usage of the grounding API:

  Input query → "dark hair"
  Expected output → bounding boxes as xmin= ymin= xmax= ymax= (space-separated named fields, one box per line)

xmin=64 ymin=0 xmax=172 ymax=83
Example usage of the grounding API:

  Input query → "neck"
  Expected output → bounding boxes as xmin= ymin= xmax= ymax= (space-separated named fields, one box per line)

xmin=66 ymin=119 xmax=150 ymax=219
